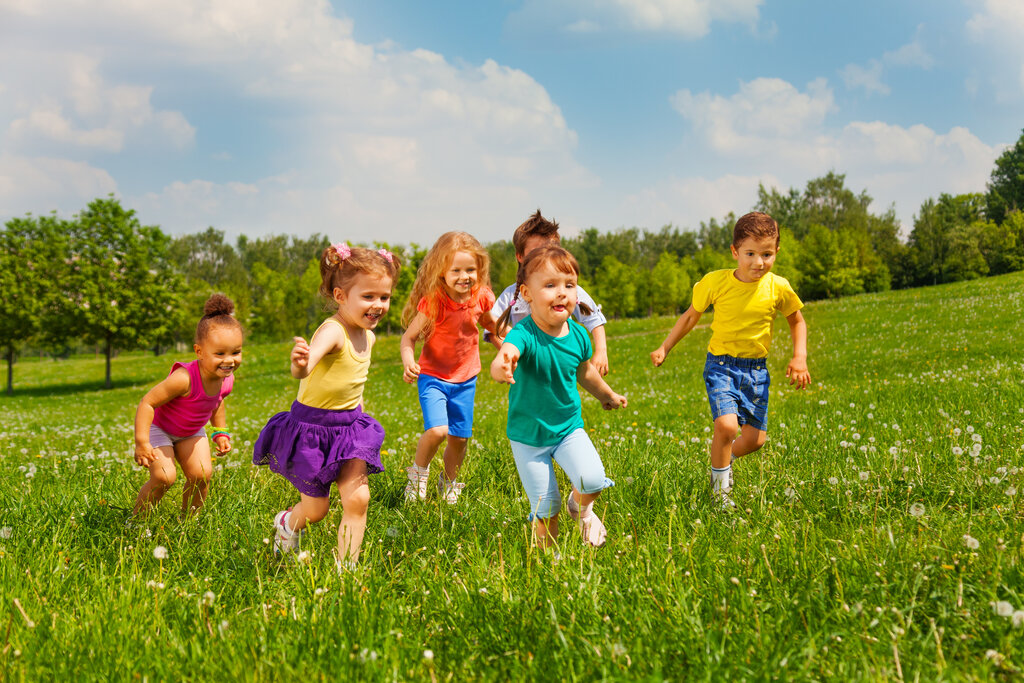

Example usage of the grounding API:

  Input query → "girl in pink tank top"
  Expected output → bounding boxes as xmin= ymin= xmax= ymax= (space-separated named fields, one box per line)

xmin=132 ymin=294 xmax=244 ymax=516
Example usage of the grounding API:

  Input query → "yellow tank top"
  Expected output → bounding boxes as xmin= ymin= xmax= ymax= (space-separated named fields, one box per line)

xmin=296 ymin=319 xmax=370 ymax=410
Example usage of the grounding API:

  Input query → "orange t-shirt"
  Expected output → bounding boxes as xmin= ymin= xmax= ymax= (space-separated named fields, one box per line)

xmin=417 ymin=287 xmax=495 ymax=383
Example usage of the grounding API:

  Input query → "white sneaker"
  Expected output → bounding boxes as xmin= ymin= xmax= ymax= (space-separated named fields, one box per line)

xmin=404 ymin=465 xmax=429 ymax=502
xmin=709 ymin=473 xmax=736 ymax=510
xmin=437 ymin=471 xmax=465 ymax=505
xmin=567 ymin=494 xmax=607 ymax=547
xmin=273 ymin=509 xmax=303 ymax=555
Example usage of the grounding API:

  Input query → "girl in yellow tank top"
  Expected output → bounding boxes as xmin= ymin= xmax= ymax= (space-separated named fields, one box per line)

xmin=253 ymin=243 xmax=401 ymax=571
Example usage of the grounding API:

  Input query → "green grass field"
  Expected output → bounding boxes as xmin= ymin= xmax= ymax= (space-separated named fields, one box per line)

xmin=2 ymin=272 xmax=1023 ymax=681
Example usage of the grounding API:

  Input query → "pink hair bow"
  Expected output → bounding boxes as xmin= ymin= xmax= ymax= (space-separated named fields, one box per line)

xmin=332 ymin=242 xmax=351 ymax=260
xmin=378 ymin=248 xmax=394 ymax=263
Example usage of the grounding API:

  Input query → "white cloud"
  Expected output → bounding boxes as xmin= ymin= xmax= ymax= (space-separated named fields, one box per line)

xmin=0 ymin=154 xmax=117 ymax=214
xmin=624 ymin=173 xmax=777 ymax=230
xmin=509 ymin=0 xmax=763 ymax=39
xmin=840 ymin=26 xmax=932 ymax=96
xmin=668 ymin=77 xmax=1001 ymax=231
xmin=966 ymin=0 xmax=1024 ymax=98
xmin=0 ymin=0 xmax=592 ymax=241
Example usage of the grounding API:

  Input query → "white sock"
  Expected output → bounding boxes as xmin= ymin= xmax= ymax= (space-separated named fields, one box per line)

xmin=408 ymin=463 xmax=429 ymax=477
xmin=711 ymin=466 xmax=732 ymax=491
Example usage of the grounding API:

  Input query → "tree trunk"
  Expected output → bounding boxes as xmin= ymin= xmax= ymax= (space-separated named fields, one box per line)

xmin=5 ymin=347 xmax=13 ymax=395
xmin=105 ymin=337 xmax=113 ymax=390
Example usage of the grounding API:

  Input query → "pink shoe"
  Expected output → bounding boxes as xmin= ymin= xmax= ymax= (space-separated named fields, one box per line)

xmin=273 ymin=509 xmax=303 ymax=555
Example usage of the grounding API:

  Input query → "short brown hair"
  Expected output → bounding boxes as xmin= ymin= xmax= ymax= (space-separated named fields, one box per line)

xmin=512 ymin=209 xmax=561 ymax=257
xmin=195 ymin=293 xmax=242 ymax=343
xmin=733 ymin=212 xmax=779 ymax=247
xmin=494 ymin=244 xmax=591 ymax=334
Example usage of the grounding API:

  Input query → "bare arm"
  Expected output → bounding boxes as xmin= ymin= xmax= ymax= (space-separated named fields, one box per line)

xmin=651 ymin=306 xmax=703 ymax=366
xmin=589 ymin=324 xmax=609 ymax=376
xmin=400 ymin=312 xmax=430 ymax=383
xmin=134 ymin=368 xmax=190 ymax=466
xmin=292 ymin=322 xmax=344 ymax=379
xmin=576 ymin=360 xmax=627 ymax=410
xmin=785 ymin=309 xmax=810 ymax=389
xmin=490 ymin=342 xmax=520 ymax=384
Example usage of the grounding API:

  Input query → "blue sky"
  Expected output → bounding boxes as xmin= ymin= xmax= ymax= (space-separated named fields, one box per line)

xmin=1 ymin=0 xmax=1022 ymax=245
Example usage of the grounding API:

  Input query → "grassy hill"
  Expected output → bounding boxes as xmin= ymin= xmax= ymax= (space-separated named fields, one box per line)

xmin=1 ymin=271 xmax=1022 ymax=680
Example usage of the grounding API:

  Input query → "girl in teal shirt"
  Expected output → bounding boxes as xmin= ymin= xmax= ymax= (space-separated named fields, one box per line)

xmin=491 ymin=245 xmax=627 ymax=550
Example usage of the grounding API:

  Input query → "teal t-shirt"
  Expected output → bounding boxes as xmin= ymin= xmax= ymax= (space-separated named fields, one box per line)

xmin=504 ymin=317 xmax=592 ymax=447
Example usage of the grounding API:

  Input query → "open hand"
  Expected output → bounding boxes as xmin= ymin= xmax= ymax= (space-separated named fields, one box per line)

xmin=786 ymin=359 xmax=811 ymax=389
xmin=498 ymin=349 xmax=518 ymax=384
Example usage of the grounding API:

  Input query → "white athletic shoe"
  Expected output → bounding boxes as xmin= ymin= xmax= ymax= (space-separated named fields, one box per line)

xmin=273 ymin=509 xmax=303 ymax=555
xmin=404 ymin=465 xmax=429 ymax=502
xmin=567 ymin=494 xmax=607 ymax=547
xmin=710 ymin=473 xmax=736 ymax=510
xmin=437 ymin=471 xmax=465 ymax=505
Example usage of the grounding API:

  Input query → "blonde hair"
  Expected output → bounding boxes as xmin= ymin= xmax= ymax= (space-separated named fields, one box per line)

xmin=319 ymin=244 xmax=401 ymax=308
xmin=401 ymin=231 xmax=491 ymax=340
xmin=495 ymin=244 xmax=591 ymax=334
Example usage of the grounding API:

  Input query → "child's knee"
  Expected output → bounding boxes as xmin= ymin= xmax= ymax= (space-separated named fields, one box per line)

xmin=303 ymin=501 xmax=330 ymax=525
xmin=425 ymin=425 xmax=448 ymax=441
xmin=342 ymin=485 xmax=370 ymax=516
xmin=713 ymin=416 xmax=739 ymax=438
xmin=150 ymin=464 xmax=177 ymax=488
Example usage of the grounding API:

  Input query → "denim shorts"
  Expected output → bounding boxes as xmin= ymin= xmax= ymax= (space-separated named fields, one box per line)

xmin=418 ymin=374 xmax=477 ymax=439
xmin=509 ymin=428 xmax=614 ymax=521
xmin=703 ymin=353 xmax=770 ymax=432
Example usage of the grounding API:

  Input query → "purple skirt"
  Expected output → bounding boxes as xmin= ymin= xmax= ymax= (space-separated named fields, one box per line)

xmin=253 ymin=401 xmax=385 ymax=497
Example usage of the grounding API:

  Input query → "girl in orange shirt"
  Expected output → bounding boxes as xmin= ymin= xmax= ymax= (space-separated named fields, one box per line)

xmin=400 ymin=232 xmax=500 ymax=504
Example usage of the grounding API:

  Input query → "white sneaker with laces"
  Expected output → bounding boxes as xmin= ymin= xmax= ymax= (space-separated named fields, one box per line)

xmin=273 ymin=509 xmax=303 ymax=555
xmin=709 ymin=473 xmax=737 ymax=510
xmin=567 ymin=494 xmax=607 ymax=547
xmin=404 ymin=465 xmax=429 ymax=502
xmin=437 ymin=471 xmax=465 ymax=505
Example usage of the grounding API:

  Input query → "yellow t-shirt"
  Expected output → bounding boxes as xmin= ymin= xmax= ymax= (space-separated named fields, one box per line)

xmin=691 ymin=270 xmax=803 ymax=358
xmin=296 ymin=319 xmax=370 ymax=410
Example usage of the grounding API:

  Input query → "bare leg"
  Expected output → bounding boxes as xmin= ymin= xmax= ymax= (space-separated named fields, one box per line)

xmin=133 ymin=446 xmax=177 ymax=514
xmin=710 ymin=414 xmax=740 ymax=469
xmin=335 ymin=459 xmax=370 ymax=564
xmin=286 ymin=494 xmax=331 ymax=533
xmin=441 ymin=436 xmax=468 ymax=479
xmin=175 ymin=436 xmax=213 ymax=514
xmin=533 ymin=514 xmax=559 ymax=549
xmin=731 ymin=424 xmax=767 ymax=459
xmin=413 ymin=426 xmax=448 ymax=468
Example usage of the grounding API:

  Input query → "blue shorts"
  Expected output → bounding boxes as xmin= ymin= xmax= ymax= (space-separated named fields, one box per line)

xmin=509 ymin=428 xmax=614 ymax=520
xmin=417 ymin=374 xmax=477 ymax=439
xmin=703 ymin=353 xmax=770 ymax=432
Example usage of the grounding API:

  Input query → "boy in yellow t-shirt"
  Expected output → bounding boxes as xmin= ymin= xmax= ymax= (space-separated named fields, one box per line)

xmin=650 ymin=212 xmax=811 ymax=509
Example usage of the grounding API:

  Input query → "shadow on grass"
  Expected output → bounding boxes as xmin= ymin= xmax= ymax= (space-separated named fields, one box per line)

xmin=2 ymin=377 xmax=141 ymax=399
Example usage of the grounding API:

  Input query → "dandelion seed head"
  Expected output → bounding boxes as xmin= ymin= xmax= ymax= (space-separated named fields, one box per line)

xmin=153 ymin=546 xmax=168 ymax=560
xmin=909 ymin=503 xmax=925 ymax=517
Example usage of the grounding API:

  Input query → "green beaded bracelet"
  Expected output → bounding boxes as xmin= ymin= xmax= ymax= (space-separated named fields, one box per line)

xmin=211 ymin=429 xmax=231 ymax=440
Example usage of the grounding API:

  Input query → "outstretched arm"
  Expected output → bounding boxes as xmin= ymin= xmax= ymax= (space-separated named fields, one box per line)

xmin=785 ymin=310 xmax=810 ymax=389
xmin=577 ymin=360 xmax=627 ymax=410
xmin=400 ymin=312 xmax=429 ymax=383
xmin=651 ymin=306 xmax=702 ymax=366
xmin=490 ymin=342 xmax=520 ymax=384
xmin=134 ymin=368 xmax=190 ymax=466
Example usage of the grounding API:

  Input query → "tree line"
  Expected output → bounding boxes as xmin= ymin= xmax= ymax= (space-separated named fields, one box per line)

xmin=3 ymin=129 xmax=1024 ymax=393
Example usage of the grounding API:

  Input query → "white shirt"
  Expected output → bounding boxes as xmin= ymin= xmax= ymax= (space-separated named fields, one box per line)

xmin=490 ymin=282 xmax=607 ymax=333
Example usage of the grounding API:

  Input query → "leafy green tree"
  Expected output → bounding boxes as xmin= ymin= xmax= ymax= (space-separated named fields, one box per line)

xmin=64 ymin=197 xmax=185 ymax=389
xmin=986 ymin=128 xmax=1024 ymax=224
xmin=169 ymin=227 xmax=250 ymax=344
xmin=975 ymin=218 xmax=1023 ymax=275
xmin=756 ymin=184 xmax=808 ymax=237
xmin=641 ymin=251 xmax=690 ymax=315
xmin=943 ymin=223 xmax=988 ymax=281
xmin=0 ymin=213 xmax=68 ymax=393
xmin=772 ymin=227 xmax=803 ymax=294
xmin=593 ymin=255 xmax=637 ymax=319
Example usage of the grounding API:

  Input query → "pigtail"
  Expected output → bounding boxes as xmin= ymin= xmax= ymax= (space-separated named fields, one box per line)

xmin=576 ymin=301 xmax=593 ymax=317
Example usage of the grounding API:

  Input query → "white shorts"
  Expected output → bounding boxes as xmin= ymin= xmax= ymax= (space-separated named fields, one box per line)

xmin=149 ymin=424 xmax=205 ymax=450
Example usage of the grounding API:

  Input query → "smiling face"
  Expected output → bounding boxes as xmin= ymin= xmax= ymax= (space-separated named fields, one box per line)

xmin=731 ymin=235 xmax=779 ymax=283
xmin=194 ymin=325 xmax=243 ymax=381
xmin=442 ymin=250 xmax=479 ymax=302
xmin=334 ymin=271 xmax=394 ymax=329
xmin=520 ymin=260 xmax=578 ymax=336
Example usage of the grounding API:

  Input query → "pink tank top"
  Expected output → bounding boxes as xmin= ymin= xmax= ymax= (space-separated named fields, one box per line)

xmin=152 ymin=360 xmax=234 ymax=437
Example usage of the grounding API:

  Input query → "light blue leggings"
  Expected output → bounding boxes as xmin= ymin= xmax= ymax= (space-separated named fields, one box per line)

xmin=509 ymin=428 xmax=614 ymax=520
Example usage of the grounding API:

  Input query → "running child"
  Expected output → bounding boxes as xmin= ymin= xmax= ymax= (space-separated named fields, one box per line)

xmin=132 ymin=293 xmax=242 ymax=516
xmin=253 ymin=244 xmax=400 ymax=568
xmin=650 ymin=212 xmax=810 ymax=509
xmin=491 ymin=210 xmax=611 ymax=375
xmin=491 ymin=245 xmax=626 ymax=549
xmin=400 ymin=231 xmax=499 ymax=504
